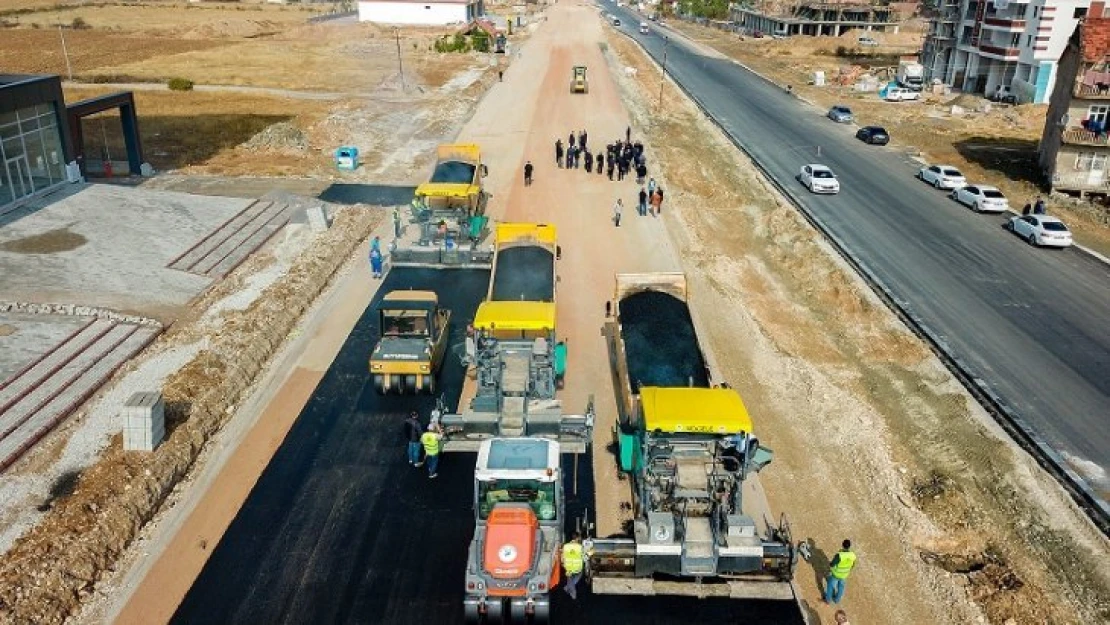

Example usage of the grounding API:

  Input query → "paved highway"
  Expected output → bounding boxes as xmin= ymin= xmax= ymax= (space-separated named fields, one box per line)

xmin=604 ymin=5 xmax=1110 ymax=505
xmin=173 ymin=268 xmax=806 ymax=624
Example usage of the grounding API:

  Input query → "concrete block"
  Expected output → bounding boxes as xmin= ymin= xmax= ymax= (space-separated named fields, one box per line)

xmin=307 ymin=205 xmax=331 ymax=232
xmin=122 ymin=391 xmax=165 ymax=452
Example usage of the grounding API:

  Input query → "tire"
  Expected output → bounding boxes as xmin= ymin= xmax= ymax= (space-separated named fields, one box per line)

xmin=973 ymin=202 xmax=981 ymax=213
xmin=464 ymin=600 xmax=482 ymax=624
xmin=486 ymin=599 xmax=504 ymax=624
xmin=389 ymin=375 xmax=402 ymax=394
xmin=532 ymin=600 xmax=550 ymax=624
xmin=424 ymin=374 xmax=436 ymax=395
xmin=1004 ymin=220 xmax=1014 ymax=232
xmin=933 ymin=179 xmax=941 ymax=189
xmin=373 ymin=374 xmax=386 ymax=395
xmin=404 ymin=375 xmax=417 ymax=394
xmin=1027 ymin=232 xmax=1037 ymax=246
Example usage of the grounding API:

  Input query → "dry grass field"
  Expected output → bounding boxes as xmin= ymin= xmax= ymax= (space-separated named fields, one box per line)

xmin=1 ymin=2 xmax=320 ymax=35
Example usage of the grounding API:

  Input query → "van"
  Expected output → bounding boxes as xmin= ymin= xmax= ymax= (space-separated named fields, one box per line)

xmin=639 ymin=22 xmax=649 ymax=34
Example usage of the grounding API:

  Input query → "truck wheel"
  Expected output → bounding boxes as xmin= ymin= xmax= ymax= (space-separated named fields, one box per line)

xmin=532 ymin=600 xmax=550 ymax=624
xmin=404 ymin=375 xmax=418 ymax=394
xmin=389 ymin=375 xmax=402 ymax=394
xmin=463 ymin=600 xmax=482 ymax=624
xmin=486 ymin=598 xmax=504 ymax=624
xmin=373 ymin=374 xmax=386 ymax=395
xmin=424 ymin=375 xmax=436 ymax=395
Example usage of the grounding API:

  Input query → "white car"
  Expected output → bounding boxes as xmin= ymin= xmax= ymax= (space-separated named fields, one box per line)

xmin=799 ymin=164 xmax=840 ymax=194
xmin=1006 ymin=215 xmax=1073 ymax=248
xmin=950 ymin=185 xmax=1009 ymax=213
xmin=918 ymin=164 xmax=967 ymax=190
xmin=884 ymin=87 xmax=921 ymax=102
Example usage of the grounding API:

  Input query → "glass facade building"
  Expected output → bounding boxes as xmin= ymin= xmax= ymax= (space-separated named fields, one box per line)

xmin=0 ymin=75 xmax=71 ymax=213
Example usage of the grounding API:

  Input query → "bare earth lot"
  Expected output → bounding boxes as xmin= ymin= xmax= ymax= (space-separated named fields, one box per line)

xmin=667 ymin=21 xmax=1110 ymax=258
xmin=607 ymin=20 xmax=1110 ymax=625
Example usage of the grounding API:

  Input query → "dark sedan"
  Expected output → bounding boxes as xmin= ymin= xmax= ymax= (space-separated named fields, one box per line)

xmin=856 ymin=126 xmax=890 ymax=145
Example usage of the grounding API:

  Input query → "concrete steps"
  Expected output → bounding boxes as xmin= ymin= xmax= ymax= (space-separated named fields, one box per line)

xmin=0 ymin=318 xmax=160 ymax=472
xmin=167 ymin=199 xmax=290 ymax=278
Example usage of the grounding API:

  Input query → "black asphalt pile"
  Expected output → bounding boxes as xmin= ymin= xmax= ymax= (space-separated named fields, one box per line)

xmin=491 ymin=246 xmax=555 ymax=303
xmin=619 ymin=290 xmax=709 ymax=389
xmin=429 ymin=161 xmax=476 ymax=185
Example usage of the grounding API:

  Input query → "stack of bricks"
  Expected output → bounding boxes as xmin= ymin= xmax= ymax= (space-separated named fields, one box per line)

xmin=122 ymin=391 xmax=165 ymax=452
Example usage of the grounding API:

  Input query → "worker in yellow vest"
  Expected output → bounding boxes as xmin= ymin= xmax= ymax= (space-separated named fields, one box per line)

xmin=561 ymin=532 xmax=586 ymax=600
xmin=824 ymin=539 xmax=858 ymax=605
xmin=420 ymin=424 xmax=443 ymax=479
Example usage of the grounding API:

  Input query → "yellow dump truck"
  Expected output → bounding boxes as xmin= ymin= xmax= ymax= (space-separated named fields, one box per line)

xmin=369 ymin=290 xmax=451 ymax=394
xmin=586 ymin=272 xmax=800 ymax=603
xmin=571 ymin=65 xmax=588 ymax=94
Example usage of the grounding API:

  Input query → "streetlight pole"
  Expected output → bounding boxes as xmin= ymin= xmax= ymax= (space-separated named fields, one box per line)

xmin=657 ymin=36 xmax=669 ymax=111
xmin=395 ymin=28 xmax=406 ymax=91
xmin=58 ymin=26 xmax=74 ymax=82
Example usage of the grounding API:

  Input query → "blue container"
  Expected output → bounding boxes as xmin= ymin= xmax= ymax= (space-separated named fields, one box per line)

xmin=335 ymin=146 xmax=359 ymax=171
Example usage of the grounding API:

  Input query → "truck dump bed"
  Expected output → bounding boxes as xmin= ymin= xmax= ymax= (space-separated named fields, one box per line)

xmin=489 ymin=224 xmax=556 ymax=303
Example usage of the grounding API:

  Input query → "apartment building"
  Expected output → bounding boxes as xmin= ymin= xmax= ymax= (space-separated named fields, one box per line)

xmin=1039 ymin=14 xmax=1110 ymax=195
xmin=922 ymin=0 xmax=1092 ymax=104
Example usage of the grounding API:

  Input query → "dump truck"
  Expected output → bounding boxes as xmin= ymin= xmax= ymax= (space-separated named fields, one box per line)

xmin=587 ymin=273 xmax=799 ymax=600
xmin=369 ymin=290 xmax=451 ymax=394
xmin=571 ymin=66 xmax=588 ymax=94
xmin=463 ymin=438 xmax=564 ymax=624
xmin=439 ymin=223 xmax=592 ymax=452
xmin=410 ymin=144 xmax=489 ymax=245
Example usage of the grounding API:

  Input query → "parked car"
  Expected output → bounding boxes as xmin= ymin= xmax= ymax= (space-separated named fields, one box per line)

xmin=856 ymin=126 xmax=890 ymax=145
xmin=1005 ymin=215 xmax=1073 ymax=248
xmin=799 ymin=164 xmax=840 ymax=194
xmin=884 ymin=87 xmax=921 ymax=102
xmin=918 ymin=164 xmax=967 ymax=189
xmin=827 ymin=105 xmax=853 ymax=123
xmin=950 ymin=185 xmax=1009 ymax=213
xmin=858 ymin=36 xmax=879 ymax=46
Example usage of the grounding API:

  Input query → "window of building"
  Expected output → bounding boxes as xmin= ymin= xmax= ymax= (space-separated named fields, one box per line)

xmin=1 ymin=102 xmax=66 ymax=208
xmin=1010 ymin=32 xmax=1021 ymax=46
xmin=1076 ymin=152 xmax=1108 ymax=171
xmin=1027 ymin=34 xmax=1032 ymax=47
xmin=1075 ymin=7 xmax=1088 ymax=18
xmin=1089 ymin=105 xmax=1110 ymax=124
xmin=1033 ymin=6 xmax=1038 ymax=18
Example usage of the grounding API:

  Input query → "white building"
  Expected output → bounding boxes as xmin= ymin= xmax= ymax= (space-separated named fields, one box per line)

xmin=922 ymin=0 xmax=1094 ymax=104
xmin=358 ymin=0 xmax=482 ymax=25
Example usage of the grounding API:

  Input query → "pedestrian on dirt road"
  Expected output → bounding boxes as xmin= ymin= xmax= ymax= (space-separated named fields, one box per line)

xmin=824 ymin=539 xmax=858 ymax=605
xmin=561 ymin=532 xmax=587 ymax=600
xmin=584 ymin=151 xmax=593 ymax=173
xmin=638 ymin=186 xmax=648 ymax=216
xmin=565 ymin=147 xmax=573 ymax=169
xmin=1033 ymin=196 xmax=1046 ymax=214
xmin=524 ymin=161 xmax=534 ymax=186
xmin=573 ymin=145 xmax=581 ymax=169
xmin=596 ymin=151 xmax=604 ymax=176
xmin=498 ymin=70 xmax=503 ymax=82
xmin=580 ymin=130 xmax=588 ymax=152
xmin=648 ymin=177 xmax=657 ymax=196
xmin=626 ymin=126 xmax=631 ymax=143
xmin=556 ymin=139 xmax=564 ymax=168
xmin=569 ymin=132 xmax=576 ymax=149
xmin=655 ymin=187 xmax=664 ymax=214
xmin=636 ymin=163 xmax=647 ymax=185
xmin=607 ymin=158 xmax=615 ymax=181
xmin=649 ymin=189 xmax=661 ymax=216
xmin=369 ymin=245 xmax=384 ymax=279
xmin=404 ymin=412 xmax=424 ymax=466
xmin=1022 ymin=202 xmax=1031 ymax=216
xmin=613 ymin=198 xmax=623 ymax=227
xmin=421 ymin=423 xmax=443 ymax=479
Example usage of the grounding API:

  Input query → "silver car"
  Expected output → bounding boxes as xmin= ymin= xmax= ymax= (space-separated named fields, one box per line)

xmin=827 ymin=105 xmax=853 ymax=123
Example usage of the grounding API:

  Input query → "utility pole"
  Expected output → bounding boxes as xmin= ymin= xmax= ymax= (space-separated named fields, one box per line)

xmin=395 ymin=28 xmax=406 ymax=91
xmin=58 ymin=26 xmax=73 ymax=82
xmin=657 ymin=36 xmax=669 ymax=111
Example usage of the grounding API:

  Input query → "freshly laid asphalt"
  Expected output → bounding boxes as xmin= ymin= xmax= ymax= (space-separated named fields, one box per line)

xmin=605 ymin=5 xmax=1110 ymax=500
xmin=173 ymin=267 xmax=805 ymax=624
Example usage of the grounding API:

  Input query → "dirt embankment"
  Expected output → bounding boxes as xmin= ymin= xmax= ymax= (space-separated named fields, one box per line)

xmin=605 ymin=24 xmax=1110 ymax=625
xmin=0 ymin=207 xmax=382 ymax=625
xmin=668 ymin=20 xmax=1110 ymax=257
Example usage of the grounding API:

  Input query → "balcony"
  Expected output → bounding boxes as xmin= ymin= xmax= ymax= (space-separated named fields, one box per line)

xmin=1061 ymin=127 xmax=1110 ymax=147
xmin=1052 ymin=171 xmax=1110 ymax=192
xmin=1074 ymin=82 xmax=1110 ymax=99
xmin=978 ymin=43 xmax=1020 ymax=59
xmin=982 ymin=16 xmax=1027 ymax=29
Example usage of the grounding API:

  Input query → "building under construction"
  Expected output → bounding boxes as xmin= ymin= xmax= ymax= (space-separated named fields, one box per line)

xmin=730 ymin=1 xmax=904 ymax=37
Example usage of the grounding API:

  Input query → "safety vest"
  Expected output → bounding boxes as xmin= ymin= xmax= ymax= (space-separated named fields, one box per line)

xmin=421 ymin=431 xmax=441 ymax=456
xmin=562 ymin=541 xmax=585 ymax=575
xmin=830 ymin=550 xmax=857 ymax=579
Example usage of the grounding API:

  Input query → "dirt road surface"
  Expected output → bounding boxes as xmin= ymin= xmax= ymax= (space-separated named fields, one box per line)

xmin=95 ymin=2 xmax=1107 ymax=625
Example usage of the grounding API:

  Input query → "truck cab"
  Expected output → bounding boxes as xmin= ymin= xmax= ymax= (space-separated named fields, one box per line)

xmin=369 ymin=290 xmax=451 ymax=394
xmin=464 ymin=438 xmax=563 ymax=624
xmin=639 ymin=21 xmax=649 ymax=34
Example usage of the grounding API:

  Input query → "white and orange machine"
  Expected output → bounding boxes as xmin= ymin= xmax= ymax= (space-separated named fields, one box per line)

xmin=464 ymin=438 xmax=564 ymax=624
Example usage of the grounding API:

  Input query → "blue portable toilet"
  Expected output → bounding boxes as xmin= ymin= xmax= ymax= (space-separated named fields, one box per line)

xmin=335 ymin=146 xmax=359 ymax=171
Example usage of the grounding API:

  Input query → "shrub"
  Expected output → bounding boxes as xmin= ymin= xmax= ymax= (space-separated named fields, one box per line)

xmin=167 ymin=77 xmax=194 ymax=91
xmin=472 ymin=31 xmax=490 ymax=53
xmin=70 ymin=16 xmax=90 ymax=30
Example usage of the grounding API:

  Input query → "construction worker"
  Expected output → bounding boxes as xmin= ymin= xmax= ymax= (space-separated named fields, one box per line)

xmin=421 ymin=423 xmax=443 ymax=479
xmin=613 ymin=198 xmax=623 ymax=227
xmin=824 ymin=539 xmax=858 ymax=605
xmin=524 ymin=161 xmax=534 ymax=186
xmin=369 ymin=244 xmax=384 ymax=279
xmin=404 ymin=412 xmax=424 ymax=467
xmin=561 ymin=532 xmax=587 ymax=600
